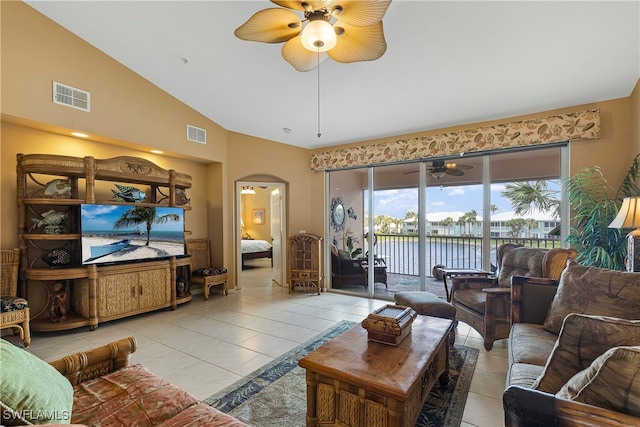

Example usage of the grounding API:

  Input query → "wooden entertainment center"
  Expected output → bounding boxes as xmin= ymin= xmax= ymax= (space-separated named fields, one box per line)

xmin=16 ymin=153 xmax=192 ymax=332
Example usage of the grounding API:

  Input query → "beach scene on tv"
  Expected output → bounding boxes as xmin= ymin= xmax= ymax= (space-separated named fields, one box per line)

xmin=80 ymin=204 xmax=185 ymax=265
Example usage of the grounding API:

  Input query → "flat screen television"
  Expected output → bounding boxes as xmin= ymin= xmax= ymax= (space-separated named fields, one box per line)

xmin=80 ymin=204 xmax=185 ymax=265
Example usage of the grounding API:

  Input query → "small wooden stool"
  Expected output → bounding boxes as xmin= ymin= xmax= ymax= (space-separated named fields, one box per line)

xmin=186 ymin=239 xmax=228 ymax=300
xmin=394 ymin=291 xmax=456 ymax=345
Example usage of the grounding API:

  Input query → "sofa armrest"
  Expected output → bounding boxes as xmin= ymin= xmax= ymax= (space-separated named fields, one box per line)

xmin=511 ymin=276 xmax=558 ymax=325
xmin=503 ymin=385 xmax=640 ymax=427
xmin=49 ymin=336 xmax=137 ymax=386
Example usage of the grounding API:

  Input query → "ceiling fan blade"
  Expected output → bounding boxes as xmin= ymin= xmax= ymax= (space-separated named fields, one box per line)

xmin=331 ymin=0 xmax=392 ymax=27
xmin=328 ymin=21 xmax=387 ymax=63
xmin=455 ymin=164 xmax=473 ymax=170
xmin=282 ymin=36 xmax=329 ymax=72
xmin=446 ymin=169 xmax=465 ymax=177
xmin=271 ymin=0 xmax=332 ymax=12
xmin=235 ymin=8 xmax=302 ymax=43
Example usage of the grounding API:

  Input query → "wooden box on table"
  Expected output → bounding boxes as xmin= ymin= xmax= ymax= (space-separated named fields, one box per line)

xmin=361 ymin=304 xmax=417 ymax=346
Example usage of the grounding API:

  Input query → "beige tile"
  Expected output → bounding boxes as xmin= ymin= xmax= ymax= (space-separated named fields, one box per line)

xmin=462 ymin=391 xmax=504 ymax=427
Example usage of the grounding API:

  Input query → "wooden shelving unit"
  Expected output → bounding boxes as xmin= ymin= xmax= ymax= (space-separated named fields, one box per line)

xmin=16 ymin=154 xmax=193 ymax=331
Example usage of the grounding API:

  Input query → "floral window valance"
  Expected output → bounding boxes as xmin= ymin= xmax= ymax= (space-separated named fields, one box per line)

xmin=310 ymin=109 xmax=600 ymax=172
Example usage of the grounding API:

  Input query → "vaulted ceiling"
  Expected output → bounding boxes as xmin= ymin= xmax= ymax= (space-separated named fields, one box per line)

xmin=25 ymin=1 xmax=639 ymax=150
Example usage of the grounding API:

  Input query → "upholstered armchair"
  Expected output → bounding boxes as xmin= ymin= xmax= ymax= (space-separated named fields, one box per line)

xmin=450 ymin=244 xmax=576 ymax=350
xmin=1 ymin=248 xmax=30 ymax=347
xmin=330 ymin=245 xmax=367 ymax=288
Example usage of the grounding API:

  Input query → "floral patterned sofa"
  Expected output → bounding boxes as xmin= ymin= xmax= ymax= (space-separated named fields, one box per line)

xmin=502 ymin=260 xmax=640 ymax=426
xmin=0 ymin=336 xmax=246 ymax=426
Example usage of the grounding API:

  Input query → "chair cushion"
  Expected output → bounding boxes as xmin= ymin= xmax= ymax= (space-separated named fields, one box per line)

xmin=533 ymin=314 xmax=640 ymax=394
xmin=556 ymin=346 xmax=640 ymax=416
xmin=507 ymin=362 xmax=545 ymax=388
xmin=192 ymin=267 xmax=228 ymax=276
xmin=1 ymin=296 xmax=28 ymax=312
xmin=497 ymin=246 xmax=547 ymax=287
xmin=71 ymin=364 xmax=199 ymax=426
xmin=508 ymin=323 xmax=557 ymax=366
xmin=543 ymin=260 xmax=640 ymax=334
xmin=452 ymin=289 xmax=486 ymax=315
xmin=394 ymin=291 xmax=456 ymax=320
xmin=0 ymin=339 xmax=73 ymax=425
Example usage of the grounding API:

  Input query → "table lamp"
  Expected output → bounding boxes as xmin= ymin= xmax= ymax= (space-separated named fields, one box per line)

xmin=609 ymin=196 xmax=640 ymax=272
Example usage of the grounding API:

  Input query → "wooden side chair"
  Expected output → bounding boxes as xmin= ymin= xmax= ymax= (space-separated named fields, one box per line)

xmin=1 ymin=248 xmax=31 ymax=346
xmin=186 ymin=239 xmax=228 ymax=300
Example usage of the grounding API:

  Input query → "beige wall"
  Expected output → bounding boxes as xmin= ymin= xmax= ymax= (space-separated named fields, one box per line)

xmin=2 ymin=1 xmax=639 ymax=295
xmin=631 ymin=80 xmax=640 ymax=157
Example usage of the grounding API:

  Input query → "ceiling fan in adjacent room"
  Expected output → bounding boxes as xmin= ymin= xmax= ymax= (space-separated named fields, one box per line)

xmin=404 ymin=160 xmax=474 ymax=179
xmin=234 ymin=0 xmax=392 ymax=72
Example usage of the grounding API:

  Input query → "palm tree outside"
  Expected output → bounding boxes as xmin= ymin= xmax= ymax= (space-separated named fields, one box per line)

xmin=114 ymin=207 xmax=180 ymax=246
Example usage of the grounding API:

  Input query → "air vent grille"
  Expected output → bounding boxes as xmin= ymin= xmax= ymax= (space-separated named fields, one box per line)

xmin=53 ymin=82 xmax=90 ymax=111
xmin=187 ymin=125 xmax=206 ymax=144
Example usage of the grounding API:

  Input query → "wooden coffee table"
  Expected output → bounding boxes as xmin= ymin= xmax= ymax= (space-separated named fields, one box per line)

xmin=298 ymin=316 xmax=453 ymax=427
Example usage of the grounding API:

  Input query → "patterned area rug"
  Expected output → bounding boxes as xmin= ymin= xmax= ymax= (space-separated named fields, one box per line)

xmin=204 ymin=320 xmax=478 ymax=427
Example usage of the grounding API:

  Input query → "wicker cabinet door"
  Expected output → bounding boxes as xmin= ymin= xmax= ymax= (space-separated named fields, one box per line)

xmin=138 ymin=267 xmax=171 ymax=310
xmin=288 ymin=233 xmax=322 ymax=294
xmin=98 ymin=272 xmax=139 ymax=318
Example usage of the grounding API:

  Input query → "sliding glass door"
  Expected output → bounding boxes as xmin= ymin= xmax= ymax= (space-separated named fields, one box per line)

xmin=326 ymin=145 xmax=566 ymax=300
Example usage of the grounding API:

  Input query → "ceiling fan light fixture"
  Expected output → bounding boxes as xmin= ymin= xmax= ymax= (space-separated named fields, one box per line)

xmin=431 ymin=170 xmax=447 ymax=179
xmin=301 ymin=18 xmax=336 ymax=52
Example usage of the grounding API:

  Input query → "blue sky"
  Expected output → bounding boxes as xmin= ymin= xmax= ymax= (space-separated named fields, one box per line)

xmin=370 ymin=181 xmax=560 ymax=220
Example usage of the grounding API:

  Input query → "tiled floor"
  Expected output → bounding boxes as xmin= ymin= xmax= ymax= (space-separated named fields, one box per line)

xmin=5 ymin=261 xmax=507 ymax=427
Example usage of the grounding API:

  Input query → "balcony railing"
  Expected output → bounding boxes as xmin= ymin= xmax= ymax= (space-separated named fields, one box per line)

xmin=370 ymin=234 xmax=562 ymax=276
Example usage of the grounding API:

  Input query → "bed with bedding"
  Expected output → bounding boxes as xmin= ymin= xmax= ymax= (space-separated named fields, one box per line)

xmin=241 ymin=239 xmax=272 ymax=269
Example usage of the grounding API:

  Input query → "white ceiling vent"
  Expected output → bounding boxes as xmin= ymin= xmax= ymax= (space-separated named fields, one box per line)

xmin=52 ymin=82 xmax=90 ymax=111
xmin=187 ymin=125 xmax=206 ymax=144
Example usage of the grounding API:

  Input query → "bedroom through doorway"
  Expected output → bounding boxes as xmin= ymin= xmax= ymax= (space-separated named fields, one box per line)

xmin=236 ymin=181 xmax=286 ymax=290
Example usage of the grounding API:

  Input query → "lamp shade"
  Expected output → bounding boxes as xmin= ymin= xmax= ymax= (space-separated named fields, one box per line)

xmin=609 ymin=197 xmax=640 ymax=229
xmin=301 ymin=20 xmax=337 ymax=52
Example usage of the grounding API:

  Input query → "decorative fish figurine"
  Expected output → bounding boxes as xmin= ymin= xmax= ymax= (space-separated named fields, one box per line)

xmin=111 ymin=184 xmax=147 ymax=202
xmin=176 ymin=188 xmax=190 ymax=206
xmin=32 ymin=209 xmax=68 ymax=229
xmin=43 ymin=179 xmax=72 ymax=198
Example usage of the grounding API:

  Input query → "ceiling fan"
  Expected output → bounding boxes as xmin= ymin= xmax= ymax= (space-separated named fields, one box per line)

xmin=234 ymin=1 xmax=392 ymax=72
xmin=404 ymin=160 xmax=473 ymax=179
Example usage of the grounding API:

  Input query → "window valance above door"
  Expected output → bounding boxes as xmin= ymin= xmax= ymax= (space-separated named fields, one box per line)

xmin=310 ymin=109 xmax=600 ymax=172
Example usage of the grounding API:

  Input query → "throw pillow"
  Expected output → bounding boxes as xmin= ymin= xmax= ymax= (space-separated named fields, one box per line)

xmin=556 ymin=346 xmax=640 ymax=416
xmin=0 ymin=339 xmax=73 ymax=425
xmin=543 ymin=260 xmax=640 ymax=335
xmin=338 ymin=249 xmax=351 ymax=260
xmin=532 ymin=314 xmax=640 ymax=394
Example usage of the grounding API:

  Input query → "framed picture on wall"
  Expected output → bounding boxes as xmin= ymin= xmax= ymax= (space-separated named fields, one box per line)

xmin=252 ymin=208 xmax=265 ymax=225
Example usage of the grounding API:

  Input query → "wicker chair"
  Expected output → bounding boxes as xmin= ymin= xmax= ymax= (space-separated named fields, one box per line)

xmin=186 ymin=239 xmax=228 ymax=300
xmin=1 ymin=248 xmax=30 ymax=347
xmin=450 ymin=244 xmax=576 ymax=350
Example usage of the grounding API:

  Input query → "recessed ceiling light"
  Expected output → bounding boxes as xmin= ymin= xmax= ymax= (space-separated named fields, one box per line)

xmin=71 ymin=132 xmax=89 ymax=138
xmin=151 ymin=150 xmax=164 ymax=154
xmin=283 ymin=128 xmax=292 ymax=134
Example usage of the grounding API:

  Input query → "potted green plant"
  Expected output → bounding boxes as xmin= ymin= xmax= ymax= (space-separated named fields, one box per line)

xmin=566 ymin=154 xmax=640 ymax=270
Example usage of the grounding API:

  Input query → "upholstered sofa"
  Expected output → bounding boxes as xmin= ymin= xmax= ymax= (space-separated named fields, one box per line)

xmin=0 ymin=336 xmax=246 ymax=426
xmin=503 ymin=260 xmax=640 ymax=426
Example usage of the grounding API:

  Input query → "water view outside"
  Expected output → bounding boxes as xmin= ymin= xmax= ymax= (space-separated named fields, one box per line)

xmin=371 ymin=234 xmax=561 ymax=277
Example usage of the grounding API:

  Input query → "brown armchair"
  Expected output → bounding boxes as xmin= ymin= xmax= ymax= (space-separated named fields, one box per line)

xmin=450 ymin=244 xmax=576 ymax=350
